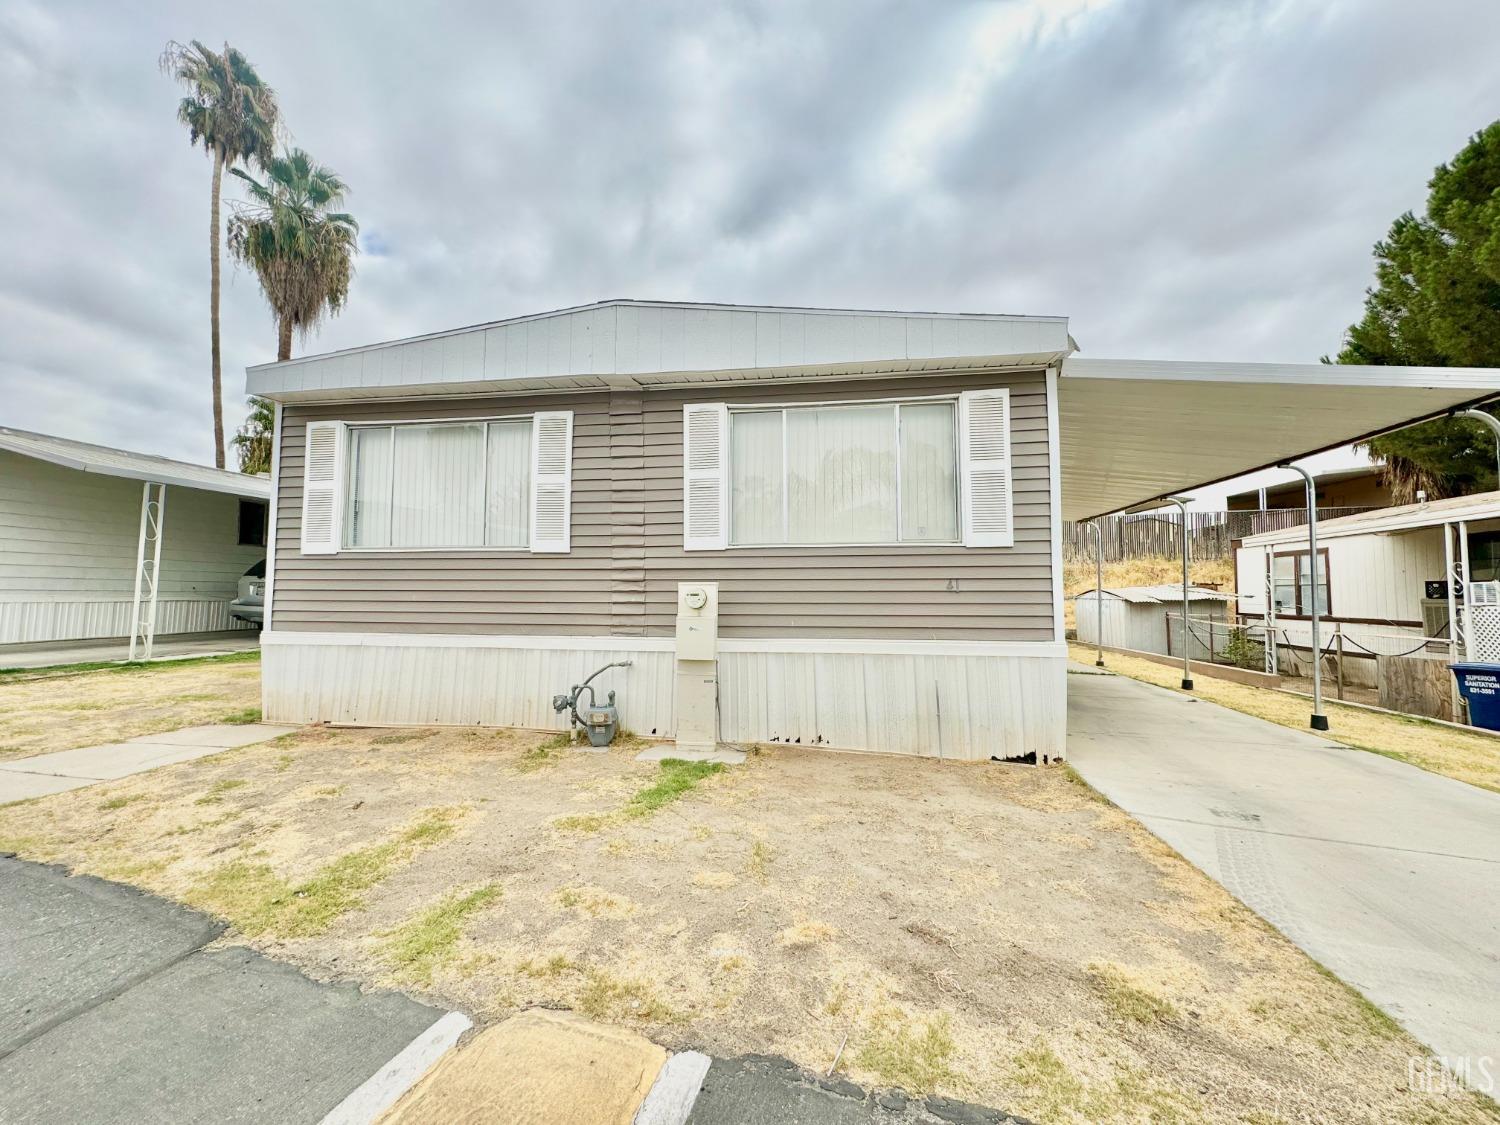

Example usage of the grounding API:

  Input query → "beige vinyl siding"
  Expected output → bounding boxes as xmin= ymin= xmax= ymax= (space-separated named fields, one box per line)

xmin=272 ymin=369 xmax=1055 ymax=641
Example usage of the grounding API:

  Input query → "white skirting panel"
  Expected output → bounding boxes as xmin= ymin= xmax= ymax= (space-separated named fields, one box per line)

xmin=262 ymin=633 xmax=1068 ymax=761
xmin=0 ymin=598 xmax=251 ymax=646
xmin=263 ymin=640 xmax=678 ymax=735
xmin=718 ymin=649 xmax=1065 ymax=760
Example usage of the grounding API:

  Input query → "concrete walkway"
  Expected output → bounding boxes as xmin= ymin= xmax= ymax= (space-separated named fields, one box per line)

xmin=1067 ymin=666 xmax=1500 ymax=1071
xmin=0 ymin=630 xmax=260 ymax=671
xmin=0 ymin=724 xmax=299 ymax=802
xmin=0 ymin=857 xmax=465 ymax=1125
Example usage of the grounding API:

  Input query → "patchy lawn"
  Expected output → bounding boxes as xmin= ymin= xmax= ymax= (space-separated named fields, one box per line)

xmin=0 ymin=723 xmax=1492 ymax=1124
xmin=0 ymin=652 xmax=261 ymax=761
xmin=1072 ymin=642 xmax=1500 ymax=795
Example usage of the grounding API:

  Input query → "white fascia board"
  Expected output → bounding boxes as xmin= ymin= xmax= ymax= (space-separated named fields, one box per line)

xmin=1063 ymin=356 xmax=1500 ymax=391
xmin=1242 ymin=498 xmax=1500 ymax=546
xmin=249 ymin=354 xmax=1070 ymax=406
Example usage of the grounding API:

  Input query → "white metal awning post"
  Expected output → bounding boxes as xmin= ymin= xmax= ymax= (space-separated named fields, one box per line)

xmin=1089 ymin=520 xmax=1105 ymax=668
xmin=128 ymin=481 xmax=168 ymax=661
xmin=1165 ymin=497 xmax=1193 ymax=690
xmin=1280 ymin=463 xmax=1327 ymax=731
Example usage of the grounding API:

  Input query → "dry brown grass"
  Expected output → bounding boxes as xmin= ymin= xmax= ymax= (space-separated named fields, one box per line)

xmin=1062 ymin=557 xmax=1235 ymax=629
xmin=0 ymin=718 xmax=1491 ymax=1123
xmin=0 ymin=655 xmax=261 ymax=761
xmin=1072 ymin=642 xmax=1500 ymax=794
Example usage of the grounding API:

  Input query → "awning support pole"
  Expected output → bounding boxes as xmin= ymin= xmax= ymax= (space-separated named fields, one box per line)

xmin=1165 ymin=497 xmax=1193 ymax=690
xmin=129 ymin=482 xmax=168 ymax=662
xmin=1280 ymin=463 xmax=1327 ymax=731
xmin=1089 ymin=519 xmax=1105 ymax=667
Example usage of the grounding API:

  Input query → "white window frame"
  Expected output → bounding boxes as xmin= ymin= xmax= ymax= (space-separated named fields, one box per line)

xmin=338 ymin=413 xmax=553 ymax=555
xmin=722 ymin=392 xmax=964 ymax=550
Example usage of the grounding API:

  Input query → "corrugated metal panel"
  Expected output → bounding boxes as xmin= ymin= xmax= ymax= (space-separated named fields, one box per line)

xmin=272 ymin=369 xmax=1055 ymax=642
xmin=0 ymin=598 xmax=251 ymax=646
xmin=261 ymin=638 xmax=1066 ymax=760
xmin=1076 ymin=585 xmax=1231 ymax=605
xmin=1059 ymin=362 xmax=1500 ymax=522
xmin=248 ymin=300 xmax=1071 ymax=401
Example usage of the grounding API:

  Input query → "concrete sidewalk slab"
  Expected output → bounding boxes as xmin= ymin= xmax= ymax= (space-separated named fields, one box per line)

xmin=0 ymin=631 xmax=260 ymax=671
xmin=0 ymin=856 xmax=455 ymax=1125
xmin=137 ymin=725 xmax=297 ymax=749
xmin=1067 ymin=669 xmax=1500 ymax=1070
xmin=379 ymin=1009 xmax=666 ymax=1125
xmin=0 ymin=724 xmax=298 ymax=799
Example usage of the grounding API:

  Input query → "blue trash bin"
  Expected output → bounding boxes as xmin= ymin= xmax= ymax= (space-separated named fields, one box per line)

xmin=1451 ymin=663 xmax=1500 ymax=730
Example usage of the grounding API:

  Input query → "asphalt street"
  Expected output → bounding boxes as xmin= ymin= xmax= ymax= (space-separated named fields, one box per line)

xmin=0 ymin=855 xmax=448 ymax=1125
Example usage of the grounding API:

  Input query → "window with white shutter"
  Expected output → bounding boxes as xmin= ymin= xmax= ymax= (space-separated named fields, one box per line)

xmin=300 ymin=421 xmax=344 ymax=554
xmin=959 ymin=388 xmax=1014 ymax=548
xmin=683 ymin=403 xmax=729 ymax=551
xmin=529 ymin=411 xmax=573 ymax=553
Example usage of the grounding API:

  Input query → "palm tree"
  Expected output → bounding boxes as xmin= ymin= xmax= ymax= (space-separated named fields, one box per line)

xmin=232 ymin=395 xmax=276 ymax=474
xmin=161 ymin=40 xmax=279 ymax=468
xmin=227 ymin=149 xmax=359 ymax=362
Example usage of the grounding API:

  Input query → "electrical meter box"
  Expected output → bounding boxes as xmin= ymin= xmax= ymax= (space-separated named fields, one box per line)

xmin=675 ymin=583 xmax=719 ymax=661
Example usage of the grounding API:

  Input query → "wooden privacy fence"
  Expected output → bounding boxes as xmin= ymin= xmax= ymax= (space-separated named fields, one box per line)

xmin=1063 ymin=507 xmax=1381 ymax=563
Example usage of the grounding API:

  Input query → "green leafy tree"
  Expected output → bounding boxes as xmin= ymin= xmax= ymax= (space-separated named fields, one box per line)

xmin=161 ymin=40 xmax=280 ymax=469
xmin=227 ymin=149 xmax=359 ymax=362
xmin=1337 ymin=121 xmax=1500 ymax=501
xmin=232 ymin=395 xmax=275 ymax=474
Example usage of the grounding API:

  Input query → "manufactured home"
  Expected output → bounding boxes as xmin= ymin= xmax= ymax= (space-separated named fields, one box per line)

xmin=0 ymin=427 xmax=269 ymax=651
xmin=246 ymin=299 xmax=1500 ymax=759
xmin=1235 ymin=491 xmax=1500 ymax=685
xmin=1074 ymin=585 xmax=1233 ymax=662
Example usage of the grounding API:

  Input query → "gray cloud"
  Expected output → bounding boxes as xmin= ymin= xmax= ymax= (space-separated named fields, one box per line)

xmin=2 ymin=0 xmax=1497 ymax=465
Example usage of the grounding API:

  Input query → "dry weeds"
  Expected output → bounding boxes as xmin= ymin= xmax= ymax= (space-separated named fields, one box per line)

xmin=0 ymin=654 xmax=261 ymax=761
xmin=0 ymin=719 xmax=1492 ymax=1123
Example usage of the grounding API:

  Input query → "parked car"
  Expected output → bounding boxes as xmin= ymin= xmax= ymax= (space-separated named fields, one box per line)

xmin=230 ymin=560 xmax=267 ymax=626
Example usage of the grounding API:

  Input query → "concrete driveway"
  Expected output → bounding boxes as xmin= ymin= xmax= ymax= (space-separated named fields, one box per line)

xmin=1067 ymin=667 xmax=1500 ymax=1075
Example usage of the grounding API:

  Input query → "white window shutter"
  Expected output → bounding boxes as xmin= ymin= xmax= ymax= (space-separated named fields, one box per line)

xmin=683 ymin=403 xmax=728 ymax=551
xmin=959 ymin=389 xmax=1014 ymax=548
xmin=300 ymin=421 xmax=344 ymax=555
xmin=529 ymin=411 xmax=573 ymax=553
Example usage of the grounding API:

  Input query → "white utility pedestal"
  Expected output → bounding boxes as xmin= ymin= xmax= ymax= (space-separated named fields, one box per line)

xmin=674 ymin=582 xmax=719 ymax=754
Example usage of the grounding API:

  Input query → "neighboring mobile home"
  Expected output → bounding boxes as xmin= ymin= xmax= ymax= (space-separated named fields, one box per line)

xmin=1074 ymin=585 xmax=1233 ymax=661
xmin=246 ymin=299 xmax=1500 ymax=760
xmin=1234 ymin=491 xmax=1500 ymax=684
xmin=0 ymin=427 xmax=270 ymax=650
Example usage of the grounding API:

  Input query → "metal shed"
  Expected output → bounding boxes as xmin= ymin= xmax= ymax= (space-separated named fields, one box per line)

xmin=1075 ymin=585 xmax=1233 ymax=661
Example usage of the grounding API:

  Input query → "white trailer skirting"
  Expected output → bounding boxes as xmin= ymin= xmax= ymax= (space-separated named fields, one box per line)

xmin=260 ymin=633 xmax=1068 ymax=761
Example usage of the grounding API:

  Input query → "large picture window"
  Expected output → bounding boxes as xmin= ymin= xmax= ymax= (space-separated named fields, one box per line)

xmin=728 ymin=400 xmax=959 ymax=546
xmin=1271 ymin=550 xmax=1330 ymax=616
xmin=344 ymin=420 xmax=531 ymax=549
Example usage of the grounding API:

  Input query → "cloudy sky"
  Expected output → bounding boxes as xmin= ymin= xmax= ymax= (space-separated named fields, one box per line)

xmin=3 ymin=0 xmax=1498 ymax=498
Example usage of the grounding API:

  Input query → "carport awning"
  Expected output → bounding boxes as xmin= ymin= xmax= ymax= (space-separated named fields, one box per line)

xmin=1059 ymin=357 xmax=1500 ymax=521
